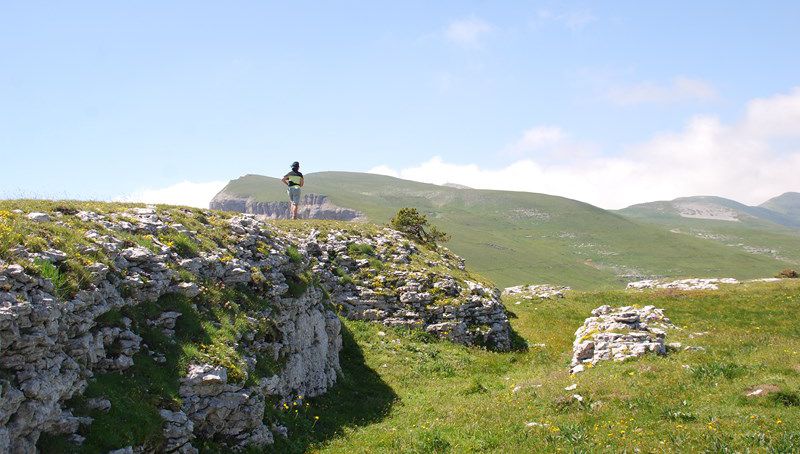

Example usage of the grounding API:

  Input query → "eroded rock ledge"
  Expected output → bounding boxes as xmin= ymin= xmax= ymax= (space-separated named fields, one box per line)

xmin=0 ymin=204 xmax=511 ymax=452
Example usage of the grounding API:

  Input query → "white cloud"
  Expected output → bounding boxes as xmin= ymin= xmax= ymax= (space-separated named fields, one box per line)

xmin=607 ymin=76 xmax=718 ymax=105
xmin=743 ymin=86 xmax=800 ymax=138
xmin=370 ymin=87 xmax=800 ymax=209
xmin=445 ymin=17 xmax=493 ymax=48
xmin=506 ymin=126 xmax=565 ymax=155
xmin=117 ymin=180 xmax=227 ymax=208
xmin=367 ymin=165 xmax=399 ymax=178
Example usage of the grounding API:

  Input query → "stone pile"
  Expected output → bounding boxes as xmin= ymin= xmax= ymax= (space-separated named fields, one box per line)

xmin=626 ymin=278 xmax=739 ymax=291
xmin=503 ymin=284 xmax=571 ymax=299
xmin=570 ymin=305 xmax=674 ymax=374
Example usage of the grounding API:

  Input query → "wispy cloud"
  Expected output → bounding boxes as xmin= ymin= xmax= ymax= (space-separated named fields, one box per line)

xmin=369 ymin=87 xmax=800 ymax=209
xmin=607 ymin=76 xmax=718 ymax=106
xmin=444 ymin=17 xmax=493 ymax=48
xmin=117 ymin=180 xmax=227 ymax=208
xmin=535 ymin=8 xmax=596 ymax=30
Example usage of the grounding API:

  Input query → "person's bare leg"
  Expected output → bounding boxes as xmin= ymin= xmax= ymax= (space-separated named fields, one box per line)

xmin=292 ymin=203 xmax=299 ymax=219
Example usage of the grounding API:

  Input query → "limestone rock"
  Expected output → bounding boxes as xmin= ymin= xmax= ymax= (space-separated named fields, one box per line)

xmin=503 ymin=284 xmax=571 ymax=299
xmin=26 ymin=212 xmax=50 ymax=223
xmin=626 ymin=278 xmax=739 ymax=291
xmin=570 ymin=305 xmax=674 ymax=373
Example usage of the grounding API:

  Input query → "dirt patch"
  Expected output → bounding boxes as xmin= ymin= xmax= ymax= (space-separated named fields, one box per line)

xmin=745 ymin=384 xmax=780 ymax=398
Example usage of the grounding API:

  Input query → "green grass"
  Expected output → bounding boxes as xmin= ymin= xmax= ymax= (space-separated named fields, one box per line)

xmin=260 ymin=280 xmax=800 ymax=453
xmin=347 ymin=242 xmax=375 ymax=257
xmin=286 ymin=245 xmax=304 ymax=264
xmin=214 ymin=173 xmax=800 ymax=289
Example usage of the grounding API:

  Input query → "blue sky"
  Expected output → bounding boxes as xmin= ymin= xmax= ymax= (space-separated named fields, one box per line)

xmin=2 ymin=1 xmax=799 ymax=208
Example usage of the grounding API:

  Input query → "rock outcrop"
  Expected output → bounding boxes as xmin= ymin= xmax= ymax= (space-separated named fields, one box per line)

xmin=570 ymin=305 xmax=674 ymax=374
xmin=503 ymin=284 xmax=570 ymax=299
xmin=0 ymin=203 xmax=510 ymax=451
xmin=0 ymin=207 xmax=342 ymax=452
xmin=210 ymin=193 xmax=365 ymax=221
xmin=282 ymin=226 xmax=513 ymax=351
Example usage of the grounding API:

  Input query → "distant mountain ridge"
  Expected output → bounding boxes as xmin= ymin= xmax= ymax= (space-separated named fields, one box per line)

xmin=211 ymin=172 xmax=800 ymax=289
xmin=760 ymin=192 xmax=800 ymax=224
xmin=620 ymin=195 xmax=800 ymax=229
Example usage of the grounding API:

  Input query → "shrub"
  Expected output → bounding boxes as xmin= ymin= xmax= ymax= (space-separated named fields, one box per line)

xmin=390 ymin=208 xmax=450 ymax=246
xmin=284 ymin=272 xmax=310 ymax=298
xmin=777 ymin=269 xmax=799 ymax=278
xmin=170 ymin=234 xmax=199 ymax=258
xmin=33 ymin=258 xmax=74 ymax=299
xmin=286 ymin=245 xmax=303 ymax=264
xmin=347 ymin=242 xmax=375 ymax=257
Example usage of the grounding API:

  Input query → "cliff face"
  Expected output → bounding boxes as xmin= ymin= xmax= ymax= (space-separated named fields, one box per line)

xmin=210 ymin=192 xmax=365 ymax=221
xmin=0 ymin=202 xmax=510 ymax=452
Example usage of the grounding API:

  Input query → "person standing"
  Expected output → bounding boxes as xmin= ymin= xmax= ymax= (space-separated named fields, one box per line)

xmin=281 ymin=161 xmax=304 ymax=219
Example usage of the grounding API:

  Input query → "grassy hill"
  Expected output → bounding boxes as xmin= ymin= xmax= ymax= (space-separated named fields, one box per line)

xmin=618 ymin=196 xmax=800 ymax=271
xmin=213 ymin=173 xmax=799 ymax=289
xmin=274 ymin=280 xmax=800 ymax=453
xmin=761 ymin=192 xmax=800 ymax=225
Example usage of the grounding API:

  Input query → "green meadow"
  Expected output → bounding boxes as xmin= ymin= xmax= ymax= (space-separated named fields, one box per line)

xmin=275 ymin=280 xmax=800 ymax=453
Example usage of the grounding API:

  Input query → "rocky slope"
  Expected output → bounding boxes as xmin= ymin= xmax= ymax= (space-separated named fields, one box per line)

xmin=0 ymin=202 xmax=511 ymax=452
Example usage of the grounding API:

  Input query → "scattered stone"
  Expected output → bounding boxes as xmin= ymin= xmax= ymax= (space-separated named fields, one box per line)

xmin=85 ymin=398 xmax=112 ymax=413
xmin=176 ymin=282 xmax=201 ymax=298
xmin=503 ymin=284 xmax=571 ymax=299
xmin=68 ymin=434 xmax=86 ymax=445
xmin=27 ymin=212 xmax=51 ymax=222
xmin=108 ymin=448 xmax=134 ymax=454
xmin=271 ymin=424 xmax=289 ymax=439
xmin=627 ymin=278 xmax=739 ymax=291
xmin=159 ymin=409 xmax=197 ymax=454
xmin=526 ymin=421 xmax=550 ymax=428
xmin=564 ymin=384 xmax=577 ymax=391
xmin=745 ymin=384 xmax=780 ymax=398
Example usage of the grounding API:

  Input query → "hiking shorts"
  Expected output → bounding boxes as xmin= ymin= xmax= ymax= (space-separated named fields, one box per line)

xmin=287 ymin=186 xmax=301 ymax=204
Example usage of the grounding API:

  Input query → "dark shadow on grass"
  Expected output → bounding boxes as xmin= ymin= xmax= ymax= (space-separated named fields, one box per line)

xmin=508 ymin=326 xmax=530 ymax=352
xmin=267 ymin=323 xmax=398 ymax=453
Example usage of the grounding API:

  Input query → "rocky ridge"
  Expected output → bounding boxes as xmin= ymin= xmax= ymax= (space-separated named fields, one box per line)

xmin=277 ymin=225 xmax=513 ymax=351
xmin=0 ymin=203 xmax=511 ymax=452
xmin=0 ymin=206 xmax=343 ymax=452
